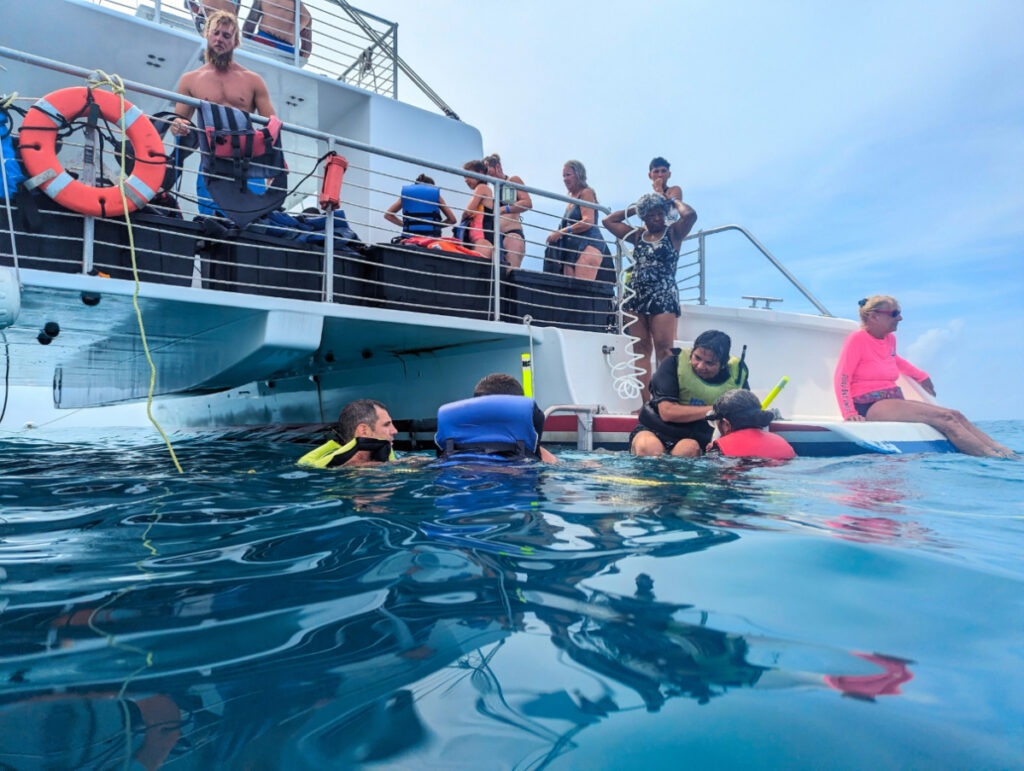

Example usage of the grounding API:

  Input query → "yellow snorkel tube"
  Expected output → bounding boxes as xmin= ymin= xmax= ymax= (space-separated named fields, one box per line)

xmin=761 ymin=376 xmax=789 ymax=409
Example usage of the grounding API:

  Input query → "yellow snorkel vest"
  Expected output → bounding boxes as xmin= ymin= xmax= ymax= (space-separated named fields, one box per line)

xmin=675 ymin=349 xmax=746 ymax=405
xmin=297 ymin=438 xmax=396 ymax=469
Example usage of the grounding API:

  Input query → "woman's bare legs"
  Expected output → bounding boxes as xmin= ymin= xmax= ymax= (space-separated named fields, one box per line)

xmin=569 ymin=246 xmax=603 ymax=281
xmin=866 ymin=399 xmax=1016 ymax=457
xmin=649 ymin=313 xmax=677 ymax=365
xmin=502 ymin=231 xmax=525 ymax=269
xmin=630 ymin=430 xmax=700 ymax=457
xmin=626 ymin=315 xmax=654 ymax=404
xmin=472 ymin=238 xmax=493 ymax=262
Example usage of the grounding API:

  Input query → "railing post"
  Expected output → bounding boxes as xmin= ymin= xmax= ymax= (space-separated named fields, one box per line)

xmin=292 ymin=1 xmax=301 ymax=67
xmin=698 ymin=230 xmax=706 ymax=305
xmin=492 ymin=179 xmax=505 ymax=321
xmin=323 ymin=138 xmax=336 ymax=302
xmin=615 ymin=240 xmax=625 ymax=334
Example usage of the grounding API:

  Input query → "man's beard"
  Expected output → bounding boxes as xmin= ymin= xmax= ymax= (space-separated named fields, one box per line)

xmin=206 ymin=47 xmax=233 ymax=71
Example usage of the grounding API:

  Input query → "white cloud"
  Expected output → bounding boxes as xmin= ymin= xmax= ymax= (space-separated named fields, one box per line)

xmin=905 ymin=319 xmax=965 ymax=368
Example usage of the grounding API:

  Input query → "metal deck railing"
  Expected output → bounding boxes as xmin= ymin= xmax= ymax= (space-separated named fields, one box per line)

xmin=89 ymin=0 xmax=462 ymax=115
xmin=2 ymin=13 xmax=831 ymax=332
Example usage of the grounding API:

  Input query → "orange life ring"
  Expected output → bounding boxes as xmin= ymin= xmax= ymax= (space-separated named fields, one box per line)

xmin=19 ymin=87 xmax=165 ymax=218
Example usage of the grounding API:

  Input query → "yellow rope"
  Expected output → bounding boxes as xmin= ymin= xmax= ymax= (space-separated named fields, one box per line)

xmin=89 ymin=71 xmax=183 ymax=474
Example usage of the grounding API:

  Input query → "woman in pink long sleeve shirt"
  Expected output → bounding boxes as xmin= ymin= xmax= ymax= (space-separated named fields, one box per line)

xmin=833 ymin=295 xmax=1014 ymax=457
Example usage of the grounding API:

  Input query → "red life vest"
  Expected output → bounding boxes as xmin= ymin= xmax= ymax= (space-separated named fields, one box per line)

xmin=713 ymin=428 xmax=796 ymax=459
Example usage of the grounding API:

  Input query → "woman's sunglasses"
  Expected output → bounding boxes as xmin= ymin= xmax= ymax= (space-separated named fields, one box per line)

xmin=872 ymin=309 xmax=902 ymax=318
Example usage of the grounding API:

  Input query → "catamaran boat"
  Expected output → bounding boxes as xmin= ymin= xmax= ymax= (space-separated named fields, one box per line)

xmin=0 ymin=0 xmax=953 ymax=455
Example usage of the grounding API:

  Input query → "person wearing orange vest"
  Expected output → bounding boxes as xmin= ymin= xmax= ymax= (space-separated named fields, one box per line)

xmin=706 ymin=389 xmax=796 ymax=460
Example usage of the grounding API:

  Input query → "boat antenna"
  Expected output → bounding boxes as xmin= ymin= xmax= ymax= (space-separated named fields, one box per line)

xmin=335 ymin=2 xmax=461 ymax=121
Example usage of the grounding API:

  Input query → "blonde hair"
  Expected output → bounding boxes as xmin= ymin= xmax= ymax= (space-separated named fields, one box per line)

xmin=204 ymin=10 xmax=241 ymax=46
xmin=858 ymin=295 xmax=899 ymax=323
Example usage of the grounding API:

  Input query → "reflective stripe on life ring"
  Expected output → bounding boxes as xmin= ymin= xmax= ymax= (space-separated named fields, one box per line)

xmin=19 ymin=87 xmax=165 ymax=217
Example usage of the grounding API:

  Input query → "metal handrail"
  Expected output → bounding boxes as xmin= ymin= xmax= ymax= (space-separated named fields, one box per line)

xmin=0 ymin=44 xmax=621 ymax=332
xmin=683 ymin=224 xmax=832 ymax=316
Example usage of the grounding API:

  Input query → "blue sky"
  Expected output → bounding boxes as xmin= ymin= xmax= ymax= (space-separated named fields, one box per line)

xmin=354 ymin=1 xmax=1023 ymax=419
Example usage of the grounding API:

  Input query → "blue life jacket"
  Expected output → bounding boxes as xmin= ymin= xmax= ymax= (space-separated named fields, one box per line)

xmin=0 ymin=111 xmax=24 ymax=201
xmin=400 ymin=183 xmax=442 ymax=236
xmin=435 ymin=395 xmax=540 ymax=462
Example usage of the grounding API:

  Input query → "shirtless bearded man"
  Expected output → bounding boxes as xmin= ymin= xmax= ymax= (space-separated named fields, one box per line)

xmin=170 ymin=10 xmax=276 ymax=137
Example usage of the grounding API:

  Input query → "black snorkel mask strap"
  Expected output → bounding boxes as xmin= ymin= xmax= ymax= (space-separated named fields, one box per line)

xmin=328 ymin=428 xmax=394 ymax=465
xmin=358 ymin=438 xmax=394 ymax=463
xmin=735 ymin=344 xmax=749 ymax=387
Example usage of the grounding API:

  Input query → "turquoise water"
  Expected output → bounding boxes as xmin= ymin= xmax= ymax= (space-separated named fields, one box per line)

xmin=1 ymin=423 xmax=1022 ymax=769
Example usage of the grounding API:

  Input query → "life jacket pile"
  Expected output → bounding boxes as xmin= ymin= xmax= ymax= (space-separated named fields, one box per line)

xmin=195 ymin=100 xmax=287 ymax=227
xmin=435 ymin=394 xmax=540 ymax=463
xmin=0 ymin=110 xmax=25 ymax=201
xmin=399 ymin=235 xmax=481 ymax=257
xmin=246 ymin=208 xmax=363 ymax=251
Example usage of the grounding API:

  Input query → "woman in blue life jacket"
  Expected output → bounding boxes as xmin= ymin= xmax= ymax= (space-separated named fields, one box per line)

xmin=298 ymin=399 xmax=398 ymax=469
xmin=384 ymin=173 xmax=457 ymax=238
xmin=706 ymin=389 xmax=795 ymax=460
xmin=435 ymin=373 xmax=558 ymax=463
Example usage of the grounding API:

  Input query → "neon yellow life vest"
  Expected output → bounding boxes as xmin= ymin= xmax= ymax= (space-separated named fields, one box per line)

xmin=676 ymin=349 xmax=745 ymax=405
xmin=297 ymin=438 xmax=396 ymax=469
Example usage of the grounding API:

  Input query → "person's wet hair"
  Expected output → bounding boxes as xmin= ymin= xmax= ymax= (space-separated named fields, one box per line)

xmin=636 ymin=192 xmax=670 ymax=219
xmin=414 ymin=173 xmax=436 ymax=185
xmin=204 ymin=10 xmax=240 ymax=45
xmin=473 ymin=373 xmax=524 ymax=397
xmin=337 ymin=399 xmax=386 ymax=442
xmin=708 ymin=389 xmax=773 ymax=430
xmin=649 ymin=156 xmax=670 ymax=170
xmin=693 ymin=329 xmax=731 ymax=365
xmin=463 ymin=160 xmax=487 ymax=175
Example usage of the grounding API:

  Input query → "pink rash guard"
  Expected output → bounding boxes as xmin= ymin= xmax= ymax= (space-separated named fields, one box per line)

xmin=833 ymin=330 xmax=929 ymax=419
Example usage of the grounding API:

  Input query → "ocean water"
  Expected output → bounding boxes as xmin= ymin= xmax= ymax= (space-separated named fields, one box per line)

xmin=1 ymin=422 xmax=1022 ymax=769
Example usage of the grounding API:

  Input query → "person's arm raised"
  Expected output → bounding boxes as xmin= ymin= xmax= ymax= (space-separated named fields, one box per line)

xmin=602 ymin=209 xmax=634 ymax=241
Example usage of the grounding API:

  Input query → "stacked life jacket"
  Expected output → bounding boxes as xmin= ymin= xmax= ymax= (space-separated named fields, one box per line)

xmin=435 ymin=394 xmax=540 ymax=463
xmin=195 ymin=100 xmax=287 ymax=227
xmin=0 ymin=110 xmax=25 ymax=201
xmin=400 ymin=183 xmax=443 ymax=237
xmin=711 ymin=428 xmax=796 ymax=460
